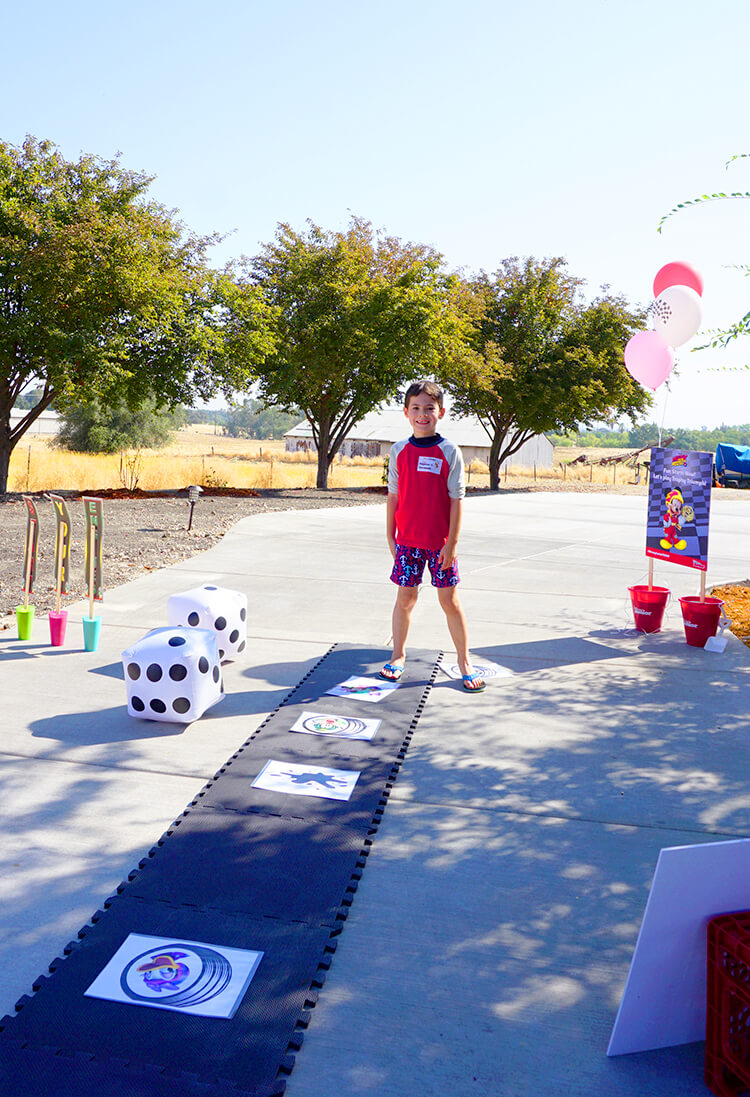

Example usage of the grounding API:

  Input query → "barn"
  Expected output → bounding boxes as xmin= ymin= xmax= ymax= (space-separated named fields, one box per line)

xmin=284 ymin=407 xmax=553 ymax=469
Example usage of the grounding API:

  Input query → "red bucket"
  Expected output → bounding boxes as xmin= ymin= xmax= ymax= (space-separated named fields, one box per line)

xmin=679 ymin=596 xmax=723 ymax=647
xmin=628 ymin=585 xmax=670 ymax=633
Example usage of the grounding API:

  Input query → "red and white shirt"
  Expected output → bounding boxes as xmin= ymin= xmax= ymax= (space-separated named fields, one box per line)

xmin=388 ymin=434 xmax=465 ymax=551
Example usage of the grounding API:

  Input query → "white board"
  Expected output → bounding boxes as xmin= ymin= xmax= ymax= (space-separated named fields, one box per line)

xmin=85 ymin=933 xmax=263 ymax=1019
xmin=252 ymin=759 xmax=360 ymax=801
xmin=440 ymin=658 xmax=513 ymax=681
xmin=325 ymin=675 xmax=400 ymax=703
xmin=607 ymin=838 xmax=750 ymax=1055
xmin=290 ymin=710 xmax=380 ymax=741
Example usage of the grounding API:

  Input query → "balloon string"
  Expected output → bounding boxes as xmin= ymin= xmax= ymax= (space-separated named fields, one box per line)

xmin=658 ymin=375 xmax=672 ymax=447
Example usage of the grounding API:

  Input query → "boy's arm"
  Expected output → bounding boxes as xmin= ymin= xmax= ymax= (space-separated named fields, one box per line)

xmin=439 ymin=497 xmax=462 ymax=570
xmin=386 ymin=493 xmax=398 ymax=559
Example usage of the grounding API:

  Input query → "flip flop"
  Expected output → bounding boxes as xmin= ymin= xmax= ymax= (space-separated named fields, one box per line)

xmin=379 ymin=662 xmax=404 ymax=681
xmin=462 ymin=673 xmax=485 ymax=693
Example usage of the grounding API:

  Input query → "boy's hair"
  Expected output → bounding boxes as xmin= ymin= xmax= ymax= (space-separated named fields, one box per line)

xmin=403 ymin=380 xmax=444 ymax=408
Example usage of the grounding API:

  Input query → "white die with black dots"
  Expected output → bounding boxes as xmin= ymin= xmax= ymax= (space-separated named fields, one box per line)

xmin=122 ymin=627 xmax=224 ymax=723
xmin=167 ymin=584 xmax=248 ymax=662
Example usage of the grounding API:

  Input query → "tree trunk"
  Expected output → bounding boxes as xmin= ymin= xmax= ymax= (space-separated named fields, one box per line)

xmin=489 ymin=431 xmax=502 ymax=491
xmin=0 ymin=408 xmax=13 ymax=495
xmin=316 ymin=415 xmax=331 ymax=489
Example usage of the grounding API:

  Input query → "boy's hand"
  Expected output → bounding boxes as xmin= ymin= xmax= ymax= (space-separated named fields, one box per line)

xmin=439 ymin=541 xmax=457 ymax=571
xmin=387 ymin=536 xmax=397 ymax=559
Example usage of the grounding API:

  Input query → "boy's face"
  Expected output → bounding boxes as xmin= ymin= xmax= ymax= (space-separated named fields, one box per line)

xmin=404 ymin=394 xmax=445 ymax=438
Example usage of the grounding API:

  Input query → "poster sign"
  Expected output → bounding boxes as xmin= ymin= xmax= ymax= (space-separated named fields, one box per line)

xmin=85 ymin=933 xmax=263 ymax=1019
xmin=645 ymin=449 xmax=713 ymax=571
xmin=83 ymin=496 xmax=104 ymax=600
xmin=252 ymin=760 xmax=360 ymax=801
xmin=290 ymin=710 xmax=381 ymax=741
xmin=326 ymin=676 xmax=400 ymax=703
xmin=49 ymin=494 xmax=72 ymax=594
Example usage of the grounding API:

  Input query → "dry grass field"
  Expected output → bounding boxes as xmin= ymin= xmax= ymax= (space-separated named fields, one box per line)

xmin=6 ymin=426 xmax=646 ymax=493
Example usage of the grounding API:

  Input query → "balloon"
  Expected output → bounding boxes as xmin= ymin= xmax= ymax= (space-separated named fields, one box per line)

xmin=653 ymin=261 xmax=703 ymax=299
xmin=623 ymin=330 xmax=675 ymax=391
xmin=651 ymin=284 xmax=703 ymax=347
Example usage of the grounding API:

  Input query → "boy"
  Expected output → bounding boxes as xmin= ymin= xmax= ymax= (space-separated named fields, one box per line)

xmin=381 ymin=380 xmax=485 ymax=692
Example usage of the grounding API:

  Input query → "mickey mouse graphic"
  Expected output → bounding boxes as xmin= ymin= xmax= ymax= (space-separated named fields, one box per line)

xmin=660 ymin=488 xmax=691 ymax=551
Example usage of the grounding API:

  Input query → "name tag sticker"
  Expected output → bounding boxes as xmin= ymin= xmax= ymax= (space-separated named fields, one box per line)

xmin=417 ymin=456 xmax=442 ymax=474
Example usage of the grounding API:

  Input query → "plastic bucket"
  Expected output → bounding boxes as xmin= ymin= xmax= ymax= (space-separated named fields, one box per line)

xmin=628 ymin=585 xmax=670 ymax=633
xmin=49 ymin=610 xmax=68 ymax=647
xmin=679 ymin=596 xmax=723 ymax=647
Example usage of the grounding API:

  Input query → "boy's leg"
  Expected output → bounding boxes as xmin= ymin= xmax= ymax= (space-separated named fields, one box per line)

xmin=388 ymin=585 xmax=419 ymax=671
xmin=436 ymin=586 xmax=484 ymax=690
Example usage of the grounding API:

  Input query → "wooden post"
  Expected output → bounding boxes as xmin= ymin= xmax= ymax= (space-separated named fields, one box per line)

xmin=55 ymin=528 xmax=64 ymax=614
xmin=23 ymin=546 xmax=31 ymax=609
xmin=648 ymin=558 xmax=654 ymax=591
xmin=699 ymin=571 xmax=706 ymax=603
xmin=88 ymin=524 xmax=96 ymax=621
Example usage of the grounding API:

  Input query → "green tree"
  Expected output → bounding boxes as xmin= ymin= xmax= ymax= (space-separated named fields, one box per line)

xmin=0 ymin=136 xmax=276 ymax=493
xmin=225 ymin=397 xmax=301 ymax=439
xmin=55 ymin=396 xmax=185 ymax=452
xmin=448 ymin=258 xmax=651 ymax=489
xmin=249 ymin=216 xmax=472 ymax=488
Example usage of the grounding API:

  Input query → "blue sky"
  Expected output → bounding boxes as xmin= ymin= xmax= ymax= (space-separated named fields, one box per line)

xmin=3 ymin=0 xmax=750 ymax=426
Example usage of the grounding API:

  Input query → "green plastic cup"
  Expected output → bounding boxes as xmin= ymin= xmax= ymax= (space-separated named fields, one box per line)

xmin=15 ymin=604 xmax=34 ymax=640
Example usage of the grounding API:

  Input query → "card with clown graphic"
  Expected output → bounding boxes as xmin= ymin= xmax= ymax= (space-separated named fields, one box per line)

xmin=85 ymin=933 xmax=263 ymax=1018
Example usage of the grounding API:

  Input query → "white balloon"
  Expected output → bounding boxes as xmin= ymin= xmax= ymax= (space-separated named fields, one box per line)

xmin=651 ymin=284 xmax=703 ymax=348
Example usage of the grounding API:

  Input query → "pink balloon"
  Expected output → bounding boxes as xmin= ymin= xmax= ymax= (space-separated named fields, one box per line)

xmin=623 ymin=330 xmax=675 ymax=391
xmin=653 ymin=261 xmax=704 ymax=299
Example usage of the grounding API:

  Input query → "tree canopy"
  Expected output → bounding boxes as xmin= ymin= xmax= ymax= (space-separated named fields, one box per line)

xmin=0 ymin=135 xmax=276 ymax=492
xmin=224 ymin=398 xmax=301 ymax=439
xmin=248 ymin=216 xmax=472 ymax=488
xmin=54 ymin=396 xmax=186 ymax=453
xmin=447 ymin=258 xmax=651 ymax=488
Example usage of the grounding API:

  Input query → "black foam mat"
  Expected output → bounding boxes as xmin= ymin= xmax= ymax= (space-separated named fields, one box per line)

xmin=3 ymin=898 xmax=332 ymax=1092
xmin=193 ymin=751 xmax=400 ymax=831
xmin=0 ymin=1039 xmax=278 ymax=1097
xmin=125 ymin=806 xmax=366 ymax=926
xmin=0 ymin=644 xmax=439 ymax=1096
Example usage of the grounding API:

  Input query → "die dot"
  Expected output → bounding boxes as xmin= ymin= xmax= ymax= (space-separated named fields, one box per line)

xmin=150 ymin=698 xmax=166 ymax=714
xmin=219 ymin=649 xmax=225 ymax=659
xmin=131 ymin=696 xmax=145 ymax=712
xmin=173 ymin=697 xmax=190 ymax=714
xmin=204 ymin=585 xmax=217 ymax=590
xmin=213 ymin=666 xmax=220 ymax=683
xmin=238 ymin=641 xmax=246 ymax=653
xmin=188 ymin=612 xmax=200 ymax=626
xmin=229 ymin=629 xmax=239 ymax=643
xmin=169 ymin=664 xmax=187 ymax=682
xmin=168 ymin=636 xmax=186 ymax=647
xmin=215 ymin=616 xmax=227 ymax=631
xmin=127 ymin=663 xmax=141 ymax=680
xmin=240 ymin=608 xmax=246 ymax=621
xmin=147 ymin=663 xmax=163 ymax=683
xmin=198 ymin=656 xmax=209 ymax=673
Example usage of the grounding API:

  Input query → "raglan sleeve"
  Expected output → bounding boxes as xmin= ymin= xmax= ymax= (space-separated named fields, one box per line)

xmin=445 ymin=441 xmax=465 ymax=499
xmin=387 ymin=441 xmax=401 ymax=495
